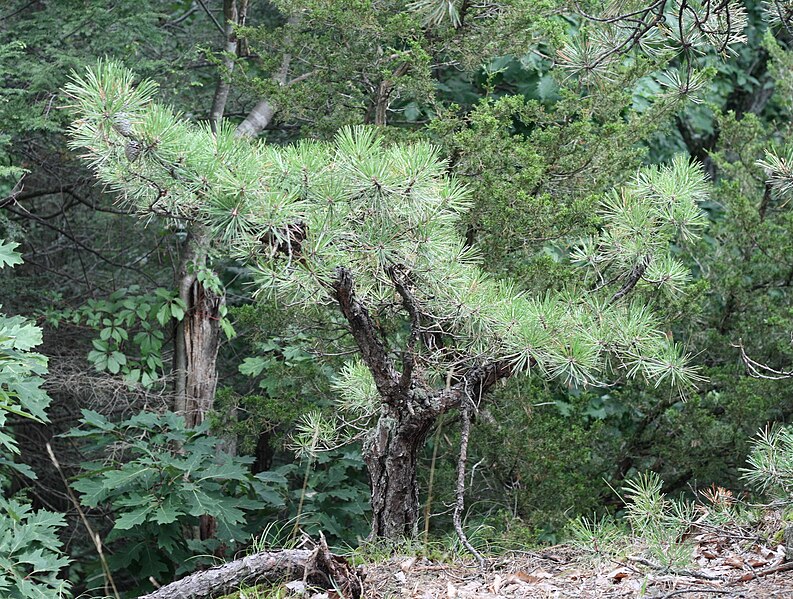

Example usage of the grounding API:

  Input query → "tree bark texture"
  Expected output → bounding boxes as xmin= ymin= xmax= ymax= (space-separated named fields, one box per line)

xmin=364 ymin=410 xmax=435 ymax=539
xmin=137 ymin=540 xmax=362 ymax=599
xmin=173 ymin=226 xmax=224 ymax=429
xmin=181 ymin=280 xmax=224 ymax=429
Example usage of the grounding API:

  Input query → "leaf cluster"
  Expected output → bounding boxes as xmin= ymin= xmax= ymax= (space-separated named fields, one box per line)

xmin=0 ymin=240 xmax=52 ymax=459
xmin=0 ymin=498 xmax=70 ymax=599
xmin=66 ymin=410 xmax=288 ymax=592
xmin=0 ymin=241 xmax=69 ymax=597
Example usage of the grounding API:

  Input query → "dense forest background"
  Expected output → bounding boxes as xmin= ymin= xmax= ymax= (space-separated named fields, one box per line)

xmin=3 ymin=1 xmax=793 ymax=597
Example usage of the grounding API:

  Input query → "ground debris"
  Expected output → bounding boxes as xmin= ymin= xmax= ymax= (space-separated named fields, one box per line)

xmin=360 ymin=540 xmax=793 ymax=598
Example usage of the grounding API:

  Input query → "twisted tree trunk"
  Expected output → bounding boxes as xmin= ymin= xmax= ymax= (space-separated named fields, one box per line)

xmin=331 ymin=266 xmax=513 ymax=539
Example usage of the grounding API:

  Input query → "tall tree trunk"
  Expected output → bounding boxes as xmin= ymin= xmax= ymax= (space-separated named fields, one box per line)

xmin=173 ymin=225 xmax=224 ymax=428
xmin=173 ymin=225 xmax=225 ymax=541
xmin=363 ymin=408 xmax=435 ymax=538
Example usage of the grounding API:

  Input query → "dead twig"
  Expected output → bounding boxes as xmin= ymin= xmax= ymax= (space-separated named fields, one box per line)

xmin=453 ymin=400 xmax=485 ymax=568
xmin=46 ymin=443 xmax=121 ymax=599
xmin=730 ymin=560 xmax=793 ymax=584
xmin=654 ymin=589 xmax=736 ymax=599
xmin=626 ymin=555 xmax=722 ymax=580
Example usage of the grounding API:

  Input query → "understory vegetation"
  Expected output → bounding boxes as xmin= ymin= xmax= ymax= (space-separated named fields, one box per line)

xmin=3 ymin=0 xmax=793 ymax=597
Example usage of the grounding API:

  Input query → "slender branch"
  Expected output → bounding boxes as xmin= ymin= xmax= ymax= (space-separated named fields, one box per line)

xmin=167 ymin=1 xmax=199 ymax=27
xmin=733 ymin=339 xmax=793 ymax=380
xmin=434 ymin=361 xmax=512 ymax=413
xmin=46 ymin=444 xmax=120 ymax=599
xmin=656 ymin=589 xmax=735 ymax=599
xmin=14 ymin=185 xmax=134 ymax=215
xmin=195 ymin=0 xmax=225 ymax=35
xmin=453 ymin=402 xmax=485 ymax=567
xmin=0 ymin=174 xmax=26 ymax=208
xmin=4 ymin=202 xmax=159 ymax=284
xmin=729 ymin=560 xmax=793 ymax=584
xmin=609 ymin=254 xmax=651 ymax=305
xmin=209 ymin=0 xmax=249 ymax=134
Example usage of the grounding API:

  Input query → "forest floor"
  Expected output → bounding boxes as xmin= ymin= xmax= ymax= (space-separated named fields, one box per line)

xmin=360 ymin=543 xmax=793 ymax=598
xmin=225 ymin=522 xmax=793 ymax=598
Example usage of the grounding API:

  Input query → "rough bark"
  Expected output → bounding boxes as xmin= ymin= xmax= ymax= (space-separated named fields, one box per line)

xmin=332 ymin=267 xmax=401 ymax=401
xmin=372 ymin=62 xmax=409 ymax=126
xmin=359 ymin=360 xmax=514 ymax=539
xmin=181 ymin=279 xmax=224 ymax=428
xmin=330 ymin=266 xmax=518 ymax=539
xmin=172 ymin=226 xmax=225 ymax=541
xmin=137 ymin=540 xmax=362 ymax=599
xmin=364 ymin=409 xmax=436 ymax=539
xmin=173 ymin=226 xmax=223 ymax=429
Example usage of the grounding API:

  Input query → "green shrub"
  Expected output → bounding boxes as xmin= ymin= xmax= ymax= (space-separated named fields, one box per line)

xmin=66 ymin=410 xmax=288 ymax=593
xmin=0 ymin=498 xmax=70 ymax=599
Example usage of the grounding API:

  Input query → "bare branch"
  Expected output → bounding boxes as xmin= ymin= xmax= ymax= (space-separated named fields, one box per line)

xmin=387 ymin=266 xmax=421 ymax=392
xmin=610 ymin=254 xmax=651 ymax=305
xmin=453 ymin=401 xmax=485 ymax=567
xmin=733 ymin=339 xmax=793 ymax=380
xmin=434 ymin=361 xmax=513 ymax=413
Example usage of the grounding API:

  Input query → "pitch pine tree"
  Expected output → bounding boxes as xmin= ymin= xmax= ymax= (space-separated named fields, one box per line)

xmin=66 ymin=62 xmax=705 ymax=538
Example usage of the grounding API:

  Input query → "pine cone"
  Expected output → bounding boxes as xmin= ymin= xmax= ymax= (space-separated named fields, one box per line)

xmin=125 ymin=140 xmax=142 ymax=163
xmin=112 ymin=112 xmax=134 ymax=138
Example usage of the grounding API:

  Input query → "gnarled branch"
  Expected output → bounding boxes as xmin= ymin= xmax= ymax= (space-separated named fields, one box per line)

xmin=332 ymin=267 xmax=401 ymax=401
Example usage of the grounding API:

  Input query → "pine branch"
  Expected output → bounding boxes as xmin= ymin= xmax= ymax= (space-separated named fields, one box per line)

xmin=610 ymin=254 xmax=651 ymax=305
xmin=434 ymin=361 xmax=513 ymax=413
xmin=332 ymin=266 xmax=401 ymax=403
xmin=387 ymin=265 xmax=421 ymax=392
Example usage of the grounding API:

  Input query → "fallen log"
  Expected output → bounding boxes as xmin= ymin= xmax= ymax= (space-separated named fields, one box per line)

xmin=138 ymin=538 xmax=363 ymax=599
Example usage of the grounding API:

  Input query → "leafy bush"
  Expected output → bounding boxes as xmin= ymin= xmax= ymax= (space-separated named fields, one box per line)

xmin=66 ymin=410 xmax=288 ymax=592
xmin=0 ymin=239 xmax=70 ymax=597
xmin=42 ymin=286 xmax=186 ymax=386
xmin=277 ymin=448 xmax=371 ymax=545
xmin=0 ymin=240 xmax=53 ymax=460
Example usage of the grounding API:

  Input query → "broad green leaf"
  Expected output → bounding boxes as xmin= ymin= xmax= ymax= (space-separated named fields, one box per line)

xmin=114 ymin=504 xmax=154 ymax=530
xmin=0 ymin=239 xmax=23 ymax=269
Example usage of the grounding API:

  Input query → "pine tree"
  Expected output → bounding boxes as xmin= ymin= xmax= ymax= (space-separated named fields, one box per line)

xmin=66 ymin=61 xmax=705 ymax=539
